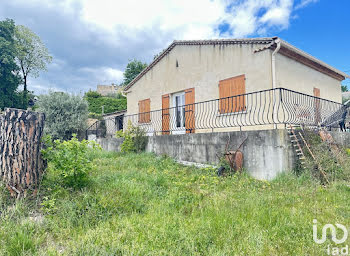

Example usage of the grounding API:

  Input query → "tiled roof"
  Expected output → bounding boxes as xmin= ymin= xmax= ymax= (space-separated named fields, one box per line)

xmin=124 ymin=37 xmax=348 ymax=91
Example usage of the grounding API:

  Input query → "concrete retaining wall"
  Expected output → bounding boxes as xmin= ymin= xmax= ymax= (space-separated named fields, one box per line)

xmin=146 ymin=130 xmax=295 ymax=180
xmin=329 ymin=132 xmax=350 ymax=147
xmin=92 ymin=129 xmax=296 ymax=180
xmin=90 ymin=130 xmax=350 ymax=180
xmin=92 ymin=136 xmax=124 ymax=152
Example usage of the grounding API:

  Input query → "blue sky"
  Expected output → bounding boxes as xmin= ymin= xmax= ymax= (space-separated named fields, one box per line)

xmin=276 ymin=0 xmax=350 ymax=88
xmin=0 ymin=0 xmax=349 ymax=93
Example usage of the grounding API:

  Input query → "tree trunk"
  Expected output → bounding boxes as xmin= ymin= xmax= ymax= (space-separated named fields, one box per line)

xmin=23 ymin=75 xmax=28 ymax=109
xmin=0 ymin=108 xmax=46 ymax=197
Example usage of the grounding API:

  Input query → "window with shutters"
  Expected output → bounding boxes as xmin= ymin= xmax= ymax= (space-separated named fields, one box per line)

xmin=138 ymin=99 xmax=150 ymax=123
xmin=219 ymin=75 xmax=246 ymax=114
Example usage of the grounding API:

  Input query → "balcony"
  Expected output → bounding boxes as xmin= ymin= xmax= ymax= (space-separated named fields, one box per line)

xmin=86 ymin=88 xmax=346 ymax=138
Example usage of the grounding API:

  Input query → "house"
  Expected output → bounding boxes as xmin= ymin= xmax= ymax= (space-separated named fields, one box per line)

xmin=122 ymin=37 xmax=349 ymax=135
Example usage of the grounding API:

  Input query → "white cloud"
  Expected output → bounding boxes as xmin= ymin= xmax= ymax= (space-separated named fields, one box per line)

xmin=221 ymin=0 xmax=295 ymax=38
xmin=2 ymin=0 xmax=319 ymax=93
xmin=80 ymin=0 xmax=225 ymax=40
xmin=79 ymin=67 xmax=124 ymax=84
xmin=260 ymin=0 xmax=293 ymax=28
xmin=294 ymin=0 xmax=318 ymax=10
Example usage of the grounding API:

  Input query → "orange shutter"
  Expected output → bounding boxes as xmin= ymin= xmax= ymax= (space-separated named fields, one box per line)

xmin=138 ymin=99 xmax=150 ymax=123
xmin=219 ymin=79 xmax=231 ymax=113
xmin=219 ymin=75 xmax=246 ymax=113
xmin=313 ymin=87 xmax=320 ymax=124
xmin=162 ymin=94 xmax=170 ymax=135
xmin=185 ymin=88 xmax=195 ymax=133
xmin=313 ymin=87 xmax=320 ymax=97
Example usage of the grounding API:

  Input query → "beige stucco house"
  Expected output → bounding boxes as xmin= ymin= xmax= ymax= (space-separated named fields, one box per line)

xmin=123 ymin=37 xmax=349 ymax=134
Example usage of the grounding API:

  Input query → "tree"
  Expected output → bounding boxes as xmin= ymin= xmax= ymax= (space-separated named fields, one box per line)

xmin=37 ymin=92 xmax=89 ymax=140
xmin=15 ymin=25 xmax=52 ymax=108
xmin=123 ymin=59 xmax=147 ymax=86
xmin=0 ymin=108 xmax=46 ymax=197
xmin=341 ymin=84 xmax=348 ymax=92
xmin=0 ymin=19 xmax=21 ymax=110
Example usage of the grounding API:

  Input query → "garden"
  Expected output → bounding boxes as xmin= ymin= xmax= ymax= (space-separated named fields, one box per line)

xmin=0 ymin=139 xmax=350 ymax=255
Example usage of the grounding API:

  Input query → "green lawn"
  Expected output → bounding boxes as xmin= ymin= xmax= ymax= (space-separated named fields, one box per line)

xmin=0 ymin=151 xmax=350 ymax=255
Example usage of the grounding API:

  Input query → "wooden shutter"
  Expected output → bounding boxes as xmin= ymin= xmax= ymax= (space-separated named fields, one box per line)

xmin=219 ymin=75 xmax=246 ymax=113
xmin=138 ymin=99 xmax=150 ymax=123
xmin=313 ymin=87 xmax=320 ymax=97
xmin=162 ymin=94 xmax=170 ymax=135
xmin=185 ymin=88 xmax=195 ymax=133
xmin=313 ymin=87 xmax=321 ymax=124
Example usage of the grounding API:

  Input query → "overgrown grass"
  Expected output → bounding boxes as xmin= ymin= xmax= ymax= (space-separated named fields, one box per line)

xmin=1 ymin=151 xmax=350 ymax=255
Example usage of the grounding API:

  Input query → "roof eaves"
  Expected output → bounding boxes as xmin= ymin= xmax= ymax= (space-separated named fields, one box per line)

xmin=279 ymin=39 xmax=349 ymax=79
xmin=103 ymin=109 xmax=127 ymax=117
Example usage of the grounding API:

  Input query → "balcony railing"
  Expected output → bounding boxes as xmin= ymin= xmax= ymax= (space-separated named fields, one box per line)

xmin=86 ymin=88 xmax=346 ymax=138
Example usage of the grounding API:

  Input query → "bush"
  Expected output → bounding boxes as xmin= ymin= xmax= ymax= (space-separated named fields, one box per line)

xmin=37 ymin=91 xmax=89 ymax=140
xmin=116 ymin=121 xmax=147 ymax=153
xmin=85 ymin=90 xmax=101 ymax=98
xmin=42 ymin=135 xmax=101 ymax=189
xmin=301 ymin=129 xmax=350 ymax=183
xmin=84 ymin=91 xmax=127 ymax=115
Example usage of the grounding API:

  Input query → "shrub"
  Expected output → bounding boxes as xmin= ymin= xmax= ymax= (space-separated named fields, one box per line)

xmin=42 ymin=135 xmax=101 ymax=189
xmin=37 ymin=91 xmax=89 ymax=140
xmin=301 ymin=129 xmax=350 ymax=182
xmin=116 ymin=121 xmax=147 ymax=153
xmin=85 ymin=90 xmax=101 ymax=98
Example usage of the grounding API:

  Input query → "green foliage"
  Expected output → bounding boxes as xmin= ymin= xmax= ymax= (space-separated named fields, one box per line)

xmin=0 ymin=19 xmax=22 ymax=110
xmin=119 ymin=133 xmax=135 ymax=153
xmin=1 ymin=151 xmax=350 ymax=255
xmin=346 ymin=148 xmax=350 ymax=155
xmin=104 ymin=92 xmax=125 ymax=99
xmin=123 ymin=59 xmax=147 ymax=86
xmin=88 ymin=112 xmax=103 ymax=120
xmin=300 ymin=129 xmax=350 ymax=182
xmin=84 ymin=90 xmax=126 ymax=115
xmin=40 ymin=196 xmax=57 ymax=214
xmin=85 ymin=90 xmax=101 ymax=98
xmin=341 ymin=84 xmax=348 ymax=92
xmin=116 ymin=121 xmax=147 ymax=153
xmin=41 ymin=135 xmax=101 ymax=189
xmin=15 ymin=24 xmax=52 ymax=108
xmin=218 ymin=156 xmax=232 ymax=174
xmin=37 ymin=91 xmax=89 ymax=140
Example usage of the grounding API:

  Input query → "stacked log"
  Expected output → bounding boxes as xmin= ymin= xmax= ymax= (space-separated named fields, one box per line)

xmin=0 ymin=108 xmax=46 ymax=197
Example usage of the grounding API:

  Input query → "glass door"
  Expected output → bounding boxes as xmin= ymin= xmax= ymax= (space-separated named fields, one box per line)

xmin=172 ymin=92 xmax=186 ymax=134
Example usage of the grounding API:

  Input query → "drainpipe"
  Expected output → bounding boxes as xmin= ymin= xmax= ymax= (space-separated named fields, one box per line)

xmin=271 ymin=37 xmax=281 ymax=128
xmin=271 ymin=37 xmax=281 ymax=90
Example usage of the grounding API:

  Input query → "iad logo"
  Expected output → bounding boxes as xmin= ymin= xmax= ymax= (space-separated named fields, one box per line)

xmin=313 ymin=219 xmax=349 ymax=255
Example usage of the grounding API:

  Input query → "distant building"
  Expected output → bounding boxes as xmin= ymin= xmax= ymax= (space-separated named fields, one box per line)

xmin=97 ymin=84 xmax=123 ymax=96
